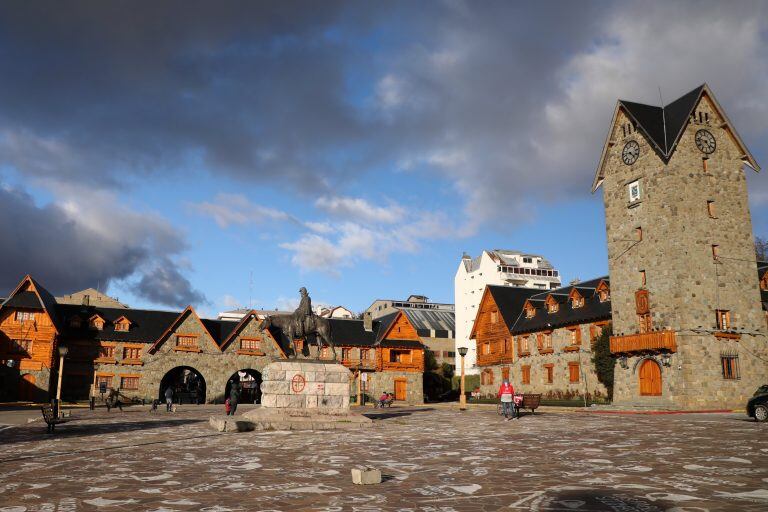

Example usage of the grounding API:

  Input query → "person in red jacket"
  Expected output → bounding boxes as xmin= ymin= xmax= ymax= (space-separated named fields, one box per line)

xmin=498 ymin=379 xmax=517 ymax=420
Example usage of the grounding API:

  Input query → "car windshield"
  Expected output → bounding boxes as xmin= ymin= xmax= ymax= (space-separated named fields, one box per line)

xmin=754 ymin=385 xmax=768 ymax=396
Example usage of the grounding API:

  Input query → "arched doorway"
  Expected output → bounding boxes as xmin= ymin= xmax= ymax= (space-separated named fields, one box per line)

xmin=225 ymin=369 xmax=262 ymax=404
xmin=639 ymin=359 xmax=662 ymax=396
xmin=19 ymin=373 xmax=36 ymax=402
xmin=159 ymin=367 xmax=206 ymax=404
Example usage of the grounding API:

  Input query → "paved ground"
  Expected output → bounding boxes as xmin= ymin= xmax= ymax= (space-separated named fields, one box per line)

xmin=0 ymin=405 xmax=766 ymax=511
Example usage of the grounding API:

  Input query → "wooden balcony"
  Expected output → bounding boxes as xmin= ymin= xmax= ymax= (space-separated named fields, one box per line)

xmin=341 ymin=358 xmax=375 ymax=370
xmin=610 ymin=330 xmax=676 ymax=354
xmin=381 ymin=361 xmax=422 ymax=372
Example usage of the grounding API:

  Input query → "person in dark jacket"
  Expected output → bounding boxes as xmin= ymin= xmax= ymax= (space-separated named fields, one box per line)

xmin=228 ymin=383 xmax=241 ymax=415
xmin=164 ymin=386 xmax=174 ymax=412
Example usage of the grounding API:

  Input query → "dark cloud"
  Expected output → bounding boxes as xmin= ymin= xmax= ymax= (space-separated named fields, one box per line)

xmin=0 ymin=185 xmax=205 ymax=308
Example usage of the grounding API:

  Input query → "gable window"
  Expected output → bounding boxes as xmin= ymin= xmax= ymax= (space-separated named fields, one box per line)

xmin=240 ymin=338 xmax=260 ymax=351
xmin=176 ymin=335 xmax=197 ymax=348
xmin=490 ymin=311 xmax=498 ymax=324
xmin=120 ymin=376 xmax=139 ymax=390
xmin=716 ymin=310 xmax=730 ymax=330
xmin=721 ymin=355 xmax=740 ymax=380
xmin=15 ymin=311 xmax=35 ymax=323
xmin=90 ymin=316 xmax=104 ymax=330
xmin=123 ymin=347 xmax=141 ymax=360
xmin=521 ymin=365 xmax=531 ymax=384
xmin=569 ymin=362 xmax=580 ymax=383
xmin=628 ymin=180 xmax=641 ymax=202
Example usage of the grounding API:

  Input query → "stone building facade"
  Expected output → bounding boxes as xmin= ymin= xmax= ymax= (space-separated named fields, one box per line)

xmin=473 ymin=280 xmax=611 ymax=399
xmin=0 ymin=276 xmax=426 ymax=405
xmin=594 ymin=84 xmax=767 ymax=409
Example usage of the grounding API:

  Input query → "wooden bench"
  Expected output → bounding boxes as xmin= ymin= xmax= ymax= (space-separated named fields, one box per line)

xmin=519 ymin=394 xmax=542 ymax=415
xmin=40 ymin=404 xmax=69 ymax=433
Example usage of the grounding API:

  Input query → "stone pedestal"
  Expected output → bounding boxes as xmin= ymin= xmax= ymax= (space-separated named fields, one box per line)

xmin=242 ymin=360 xmax=372 ymax=431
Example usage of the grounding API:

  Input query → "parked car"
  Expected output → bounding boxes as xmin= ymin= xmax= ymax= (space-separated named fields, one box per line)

xmin=746 ymin=385 xmax=768 ymax=422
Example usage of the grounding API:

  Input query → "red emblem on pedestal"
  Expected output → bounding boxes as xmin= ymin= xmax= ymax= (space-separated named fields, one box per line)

xmin=291 ymin=374 xmax=306 ymax=393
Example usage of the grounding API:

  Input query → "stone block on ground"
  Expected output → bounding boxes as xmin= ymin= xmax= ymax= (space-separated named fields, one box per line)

xmin=209 ymin=416 xmax=256 ymax=432
xmin=351 ymin=466 xmax=382 ymax=485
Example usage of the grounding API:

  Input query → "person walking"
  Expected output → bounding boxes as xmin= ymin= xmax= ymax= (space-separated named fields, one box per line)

xmin=228 ymin=382 xmax=240 ymax=416
xmin=498 ymin=379 xmax=516 ymax=421
xmin=164 ymin=386 xmax=174 ymax=412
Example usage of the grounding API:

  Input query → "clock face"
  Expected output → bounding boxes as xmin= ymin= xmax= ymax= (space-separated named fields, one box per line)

xmin=622 ymin=140 xmax=640 ymax=165
xmin=695 ymin=129 xmax=716 ymax=154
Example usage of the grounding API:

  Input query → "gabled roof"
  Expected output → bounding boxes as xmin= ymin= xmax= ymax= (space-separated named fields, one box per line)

xmin=56 ymin=304 xmax=180 ymax=344
xmin=470 ymin=286 xmax=541 ymax=340
xmin=400 ymin=308 xmax=455 ymax=339
xmin=147 ymin=306 xmax=221 ymax=354
xmin=1 ymin=275 xmax=63 ymax=332
xmin=593 ymin=84 xmax=760 ymax=192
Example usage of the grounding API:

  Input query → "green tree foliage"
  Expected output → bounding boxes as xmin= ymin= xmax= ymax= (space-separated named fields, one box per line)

xmin=591 ymin=323 xmax=615 ymax=399
xmin=424 ymin=348 xmax=439 ymax=372
xmin=440 ymin=362 xmax=454 ymax=380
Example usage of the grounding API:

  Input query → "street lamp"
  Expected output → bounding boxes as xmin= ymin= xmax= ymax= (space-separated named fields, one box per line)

xmin=458 ymin=346 xmax=468 ymax=411
xmin=55 ymin=345 xmax=69 ymax=418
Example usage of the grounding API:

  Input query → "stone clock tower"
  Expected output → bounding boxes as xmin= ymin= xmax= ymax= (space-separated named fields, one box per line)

xmin=593 ymin=84 xmax=767 ymax=409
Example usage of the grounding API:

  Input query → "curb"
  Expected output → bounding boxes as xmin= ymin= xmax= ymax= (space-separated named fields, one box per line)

xmin=582 ymin=409 xmax=738 ymax=415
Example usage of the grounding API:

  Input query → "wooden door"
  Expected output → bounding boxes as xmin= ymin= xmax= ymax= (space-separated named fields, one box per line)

xmin=394 ymin=379 xmax=406 ymax=401
xmin=639 ymin=359 xmax=661 ymax=396
xmin=19 ymin=373 xmax=36 ymax=402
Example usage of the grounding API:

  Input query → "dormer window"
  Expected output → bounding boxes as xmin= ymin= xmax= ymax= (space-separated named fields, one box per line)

xmin=525 ymin=305 xmax=535 ymax=319
xmin=572 ymin=297 xmax=584 ymax=309
xmin=89 ymin=315 xmax=105 ymax=331
xmin=113 ymin=316 xmax=131 ymax=332
xmin=596 ymin=281 xmax=610 ymax=302
xmin=545 ymin=296 xmax=559 ymax=314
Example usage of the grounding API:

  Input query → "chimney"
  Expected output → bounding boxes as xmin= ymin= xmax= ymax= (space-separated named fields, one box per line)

xmin=363 ymin=311 xmax=373 ymax=332
xmin=82 ymin=295 xmax=90 ymax=307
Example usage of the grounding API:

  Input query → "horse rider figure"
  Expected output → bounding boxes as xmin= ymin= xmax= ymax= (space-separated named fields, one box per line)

xmin=294 ymin=287 xmax=315 ymax=338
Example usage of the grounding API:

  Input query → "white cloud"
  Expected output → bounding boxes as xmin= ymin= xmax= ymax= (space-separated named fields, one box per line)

xmin=315 ymin=195 xmax=406 ymax=225
xmin=189 ymin=193 xmax=297 ymax=228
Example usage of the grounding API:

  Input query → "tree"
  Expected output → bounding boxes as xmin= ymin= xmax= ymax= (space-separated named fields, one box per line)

xmin=423 ymin=348 xmax=439 ymax=373
xmin=440 ymin=362 xmax=454 ymax=380
xmin=591 ymin=323 xmax=615 ymax=399
xmin=756 ymin=236 xmax=768 ymax=262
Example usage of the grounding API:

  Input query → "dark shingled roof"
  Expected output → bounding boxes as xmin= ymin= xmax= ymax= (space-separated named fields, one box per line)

xmin=56 ymin=304 xmax=181 ymax=344
xmin=327 ymin=318 xmax=379 ymax=347
xmin=619 ymin=85 xmax=705 ymax=162
xmin=485 ymin=286 xmax=542 ymax=328
xmin=3 ymin=291 xmax=44 ymax=309
xmin=201 ymin=318 xmax=239 ymax=346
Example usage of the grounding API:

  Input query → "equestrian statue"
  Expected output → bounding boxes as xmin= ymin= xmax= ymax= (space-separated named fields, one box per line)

xmin=259 ymin=287 xmax=336 ymax=360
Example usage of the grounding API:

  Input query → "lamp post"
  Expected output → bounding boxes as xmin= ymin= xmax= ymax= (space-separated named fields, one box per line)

xmin=55 ymin=345 xmax=68 ymax=418
xmin=458 ymin=346 xmax=468 ymax=411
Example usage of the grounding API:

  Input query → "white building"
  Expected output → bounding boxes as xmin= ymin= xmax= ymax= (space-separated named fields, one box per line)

xmin=315 ymin=305 xmax=354 ymax=319
xmin=454 ymin=250 xmax=561 ymax=375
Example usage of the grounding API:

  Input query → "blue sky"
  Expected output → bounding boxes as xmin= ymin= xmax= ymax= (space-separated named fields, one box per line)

xmin=0 ymin=1 xmax=766 ymax=317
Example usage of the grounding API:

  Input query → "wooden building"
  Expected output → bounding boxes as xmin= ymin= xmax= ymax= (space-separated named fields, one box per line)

xmin=471 ymin=277 xmax=611 ymax=399
xmin=0 ymin=275 xmax=425 ymax=404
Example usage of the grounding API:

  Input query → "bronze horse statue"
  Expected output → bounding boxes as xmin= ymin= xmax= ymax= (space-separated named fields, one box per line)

xmin=259 ymin=313 xmax=337 ymax=360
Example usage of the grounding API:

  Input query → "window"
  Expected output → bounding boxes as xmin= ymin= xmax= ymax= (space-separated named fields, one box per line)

xmin=9 ymin=339 xmax=32 ymax=354
xmin=490 ymin=311 xmax=498 ymax=324
xmin=443 ymin=351 xmax=455 ymax=358
xmin=525 ymin=306 xmax=535 ymax=318
xmin=120 ymin=376 xmax=139 ymax=390
xmin=519 ymin=336 xmax=530 ymax=354
xmin=522 ymin=365 xmax=531 ymax=384
xmin=95 ymin=375 xmax=113 ymax=388
xmin=503 ymin=338 xmax=511 ymax=354
xmin=341 ymin=348 xmax=351 ymax=360
xmin=360 ymin=348 xmax=371 ymax=360
xmin=321 ymin=346 xmax=330 ymax=359
xmin=240 ymin=338 xmax=260 ymax=351
xmin=389 ymin=350 xmax=411 ymax=363
xmin=628 ymin=180 xmax=641 ymax=202
xmin=712 ymin=244 xmax=719 ymax=260
xmin=114 ymin=321 xmax=130 ymax=332
xmin=543 ymin=333 xmax=552 ymax=350
xmin=176 ymin=335 xmax=197 ymax=347
xmin=598 ymin=288 xmax=609 ymax=302
xmin=523 ymin=257 xmax=532 ymax=263
xmin=640 ymin=270 xmax=646 ymax=286
xmin=15 ymin=311 xmax=35 ymax=322
xmin=569 ymin=362 xmax=580 ymax=383
xmin=721 ymin=355 xmax=740 ymax=380
xmin=123 ymin=347 xmax=141 ymax=360
xmin=638 ymin=313 xmax=652 ymax=333
xmin=481 ymin=368 xmax=495 ymax=385
xmin=636 ymin=227 xmax=643 ymax=241
xmin=482 ymin=342 xmax=490 ymax=355
xmin=544 ymin=364 xmax=554 ymax=384
xmin=707 ymin=200 xmax=716 ymax=218
xmin=569 ymin=328 xmax=582 ymax=346
xmin=716 ymin=310 xmax=730 ymax=330
xmin=590 ymin=323 xmax=604 ymax=341
xmin=547 ymin=301 xmax=558 ymax=314
xmin=89 ymin=316 xmax=105 ymax=330
xmin=502 ymin=366 xmax=510 ymax=381
xmin=572 ymin=297 xmax=584 ymax=309
xmin=99 ymin=345 xmax=115 ymax=359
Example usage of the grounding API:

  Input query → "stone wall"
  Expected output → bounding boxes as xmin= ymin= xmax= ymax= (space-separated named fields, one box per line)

xmin=602 ymin=94 xmax=768 ymax=408
xmin=367 ymin=370 xmax=423 ymax=404
xmin=260 ymin=360 xmax=350 ymax=411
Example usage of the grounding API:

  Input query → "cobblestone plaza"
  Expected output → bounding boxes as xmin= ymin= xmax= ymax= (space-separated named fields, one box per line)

xmin=1 ymin=406 xmax=767 ymax=511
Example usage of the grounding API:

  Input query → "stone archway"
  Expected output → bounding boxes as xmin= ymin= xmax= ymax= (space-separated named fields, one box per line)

xmin=225 ymin=369 xmax=262 ymax=404
xmin=159 ymin=366 xmax=206 ymax=404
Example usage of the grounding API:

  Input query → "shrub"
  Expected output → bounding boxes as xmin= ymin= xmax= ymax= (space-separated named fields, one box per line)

xmin=591 ymin=323 xmax=615 ymax=399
